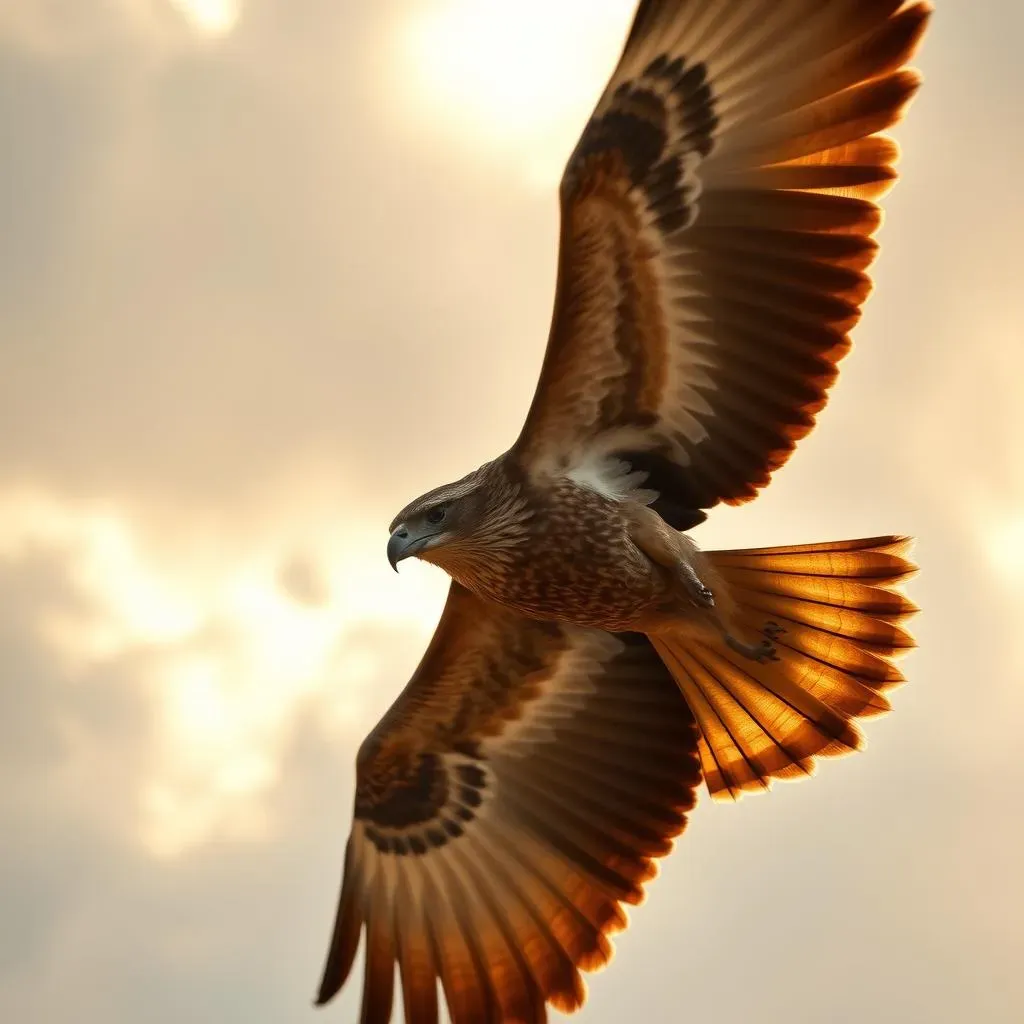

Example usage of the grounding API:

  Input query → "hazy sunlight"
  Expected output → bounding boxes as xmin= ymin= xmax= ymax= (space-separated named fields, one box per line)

xmin=0 ymin=486 xmax=443 ymax=858
xmin=399 ymin=0 xmax=634 ymax=184
xmin=168 ymin=0 xmax=241 ymax=38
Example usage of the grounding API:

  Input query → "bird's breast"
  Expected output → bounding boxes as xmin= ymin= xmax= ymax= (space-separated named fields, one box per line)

xmin=461 ymin=481 xmax=669 ymax=632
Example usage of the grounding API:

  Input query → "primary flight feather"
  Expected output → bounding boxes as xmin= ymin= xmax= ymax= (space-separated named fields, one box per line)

xmin=316 ymin=1 xmax=930 ymax=1020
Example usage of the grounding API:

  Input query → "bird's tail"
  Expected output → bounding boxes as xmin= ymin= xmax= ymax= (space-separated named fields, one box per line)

xmin=649 ymin=536 xmax=917 ymax=801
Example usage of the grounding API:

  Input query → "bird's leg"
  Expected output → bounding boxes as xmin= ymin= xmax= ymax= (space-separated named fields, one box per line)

xmin=622 ymin=507 xmax=782 ymax=659
xmin=627 ymin=504 xmax=785 ymax=661
xmin=625 ymin=503 xmax=715 ymax=609
xmin=675 ymin=558 xmax=716 ymax=609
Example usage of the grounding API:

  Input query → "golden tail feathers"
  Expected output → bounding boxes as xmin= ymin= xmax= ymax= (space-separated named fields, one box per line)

xmin=650 ymin=536 xmax=917 ymax=801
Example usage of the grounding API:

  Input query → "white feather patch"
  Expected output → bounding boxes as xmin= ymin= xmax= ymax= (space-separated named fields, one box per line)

xmin=564 ymin=448 xmax=658 ymax=505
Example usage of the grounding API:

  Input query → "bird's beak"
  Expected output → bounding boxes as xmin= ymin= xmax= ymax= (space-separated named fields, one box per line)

xmin=387 ymin=524 xmax=441 ymax=571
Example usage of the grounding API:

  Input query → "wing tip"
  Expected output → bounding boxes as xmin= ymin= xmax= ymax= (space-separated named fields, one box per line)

xmin=313 ymin=975 xmax=341 ymax=1008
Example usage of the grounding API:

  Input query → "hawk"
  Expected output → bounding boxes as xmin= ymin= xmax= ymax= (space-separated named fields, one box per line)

xmin=316 ymin=1 xmax=930 ymax=1020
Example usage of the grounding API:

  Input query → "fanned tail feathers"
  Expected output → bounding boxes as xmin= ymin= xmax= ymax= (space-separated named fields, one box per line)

xmin=651 ymin=536 xmax=917 ymax=800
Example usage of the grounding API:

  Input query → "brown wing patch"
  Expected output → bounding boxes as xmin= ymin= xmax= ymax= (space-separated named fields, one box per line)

xmin=316 ymin=584 xmax=701 ymax=1022
xmin=522 ymin=54 xmax=718 ymax=475
xmin=554 ymin=154 xmax=670 ymax=435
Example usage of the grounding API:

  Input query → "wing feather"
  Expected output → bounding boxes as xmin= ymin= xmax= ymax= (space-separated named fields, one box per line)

xmin=513 ymin=0 xmax=931 ymax=517
xmin=393 ymin=859 xmax=439 ymax=1024
xmin=360 ymin=856 xmax=397 ymax=1024
xmin=315 ymin=584 xmax=700 ymax=1021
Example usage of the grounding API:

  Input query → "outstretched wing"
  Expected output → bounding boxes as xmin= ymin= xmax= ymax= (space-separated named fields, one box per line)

xmin=514 ymin=0 xmax=931 ymax=523
xmin=315 ymin=583 xmax=700 ymax=1023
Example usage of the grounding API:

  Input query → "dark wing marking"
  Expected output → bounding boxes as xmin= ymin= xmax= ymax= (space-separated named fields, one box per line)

xmin=514 ymin=0 xmax=931 ymax=518
xmin=315 ymin=583 xmax=700 ymax=1023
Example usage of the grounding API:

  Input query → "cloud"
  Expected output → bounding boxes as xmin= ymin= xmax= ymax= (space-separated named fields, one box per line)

xmin=0 ymin=504 xmax=428 ymax=1022
xmin=0 ymin=485 xmax=445 ymax=857
xmin=0 ymin=0 xmax=565 ymax=514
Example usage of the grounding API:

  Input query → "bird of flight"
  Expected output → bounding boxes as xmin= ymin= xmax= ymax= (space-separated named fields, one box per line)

xmin=316 ymin=1 xmax=930 ymax=1020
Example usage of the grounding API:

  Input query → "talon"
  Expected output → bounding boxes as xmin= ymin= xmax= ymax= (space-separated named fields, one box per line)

xmin=763 ymin=621 xmax=786 ymax=641
xmin=752 ymin=639 xmax=779 ymax=663
xmin=691 ymin=583 xmax=715 ymax=609
xmin=725 ymin=634 xmax=778 ymax=663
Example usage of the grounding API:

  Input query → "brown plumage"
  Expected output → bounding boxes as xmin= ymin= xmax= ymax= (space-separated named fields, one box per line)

xmin=318 ymin=1 xmax=930 ymax=1020
xmin=320 ymin=589 xmax=701 ymax=1022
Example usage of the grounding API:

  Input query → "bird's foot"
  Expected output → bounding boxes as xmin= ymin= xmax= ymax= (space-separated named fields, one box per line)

xmin=677 ymin=562 xmax=715 ymax=609
xmin=762 ymin=621 xmax=787 ymax=641
xmin=725 ymin=633 xmax=780 ymax=663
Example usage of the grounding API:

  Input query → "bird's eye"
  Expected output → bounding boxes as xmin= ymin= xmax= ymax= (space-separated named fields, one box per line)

xmin=425 ymin=505 xmax=447 ymax=525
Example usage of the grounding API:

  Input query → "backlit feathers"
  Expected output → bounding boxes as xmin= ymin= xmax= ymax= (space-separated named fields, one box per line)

xmin=515 ymin=0 xmax=930 ymax=518
xmin=316 ymin=585 xmax=700 ymax=1021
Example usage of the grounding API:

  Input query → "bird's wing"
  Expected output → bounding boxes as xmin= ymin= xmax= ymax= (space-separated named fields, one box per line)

xmin=513 ymin=0 xmax=931 ymax=524
xmin=316 ymin=583 xmax=700 ymax=1023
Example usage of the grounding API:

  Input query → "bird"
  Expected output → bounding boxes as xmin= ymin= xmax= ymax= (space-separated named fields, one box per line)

xmin=316 ymin=1 xmax=930 ymax=1021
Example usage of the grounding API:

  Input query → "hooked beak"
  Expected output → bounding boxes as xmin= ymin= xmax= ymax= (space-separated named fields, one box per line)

xmin=387 ymin=523 xmax=442 ymax=571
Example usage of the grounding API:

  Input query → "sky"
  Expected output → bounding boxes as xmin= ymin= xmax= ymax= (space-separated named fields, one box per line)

xmin=1 ymin=0 xmax=1022 ymax=1021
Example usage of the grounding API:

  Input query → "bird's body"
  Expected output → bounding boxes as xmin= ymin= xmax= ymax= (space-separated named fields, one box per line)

xmin=315 ymin=3 xmax=932 ymax=1021
xmin=411 ymin=457 xmax=678 ymax=632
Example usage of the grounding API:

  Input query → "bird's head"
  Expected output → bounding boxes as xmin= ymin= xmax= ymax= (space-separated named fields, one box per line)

xmin=386 ymin=471 xmax=491 ymax=572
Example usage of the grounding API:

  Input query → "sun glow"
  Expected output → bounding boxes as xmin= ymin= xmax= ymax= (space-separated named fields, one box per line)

xmin=399 ymin=0 xmax=635 ymax=184
xmin=168 ymin=0 xmax=241 ymax=38
xmin=981 ymin=513 xmax=1024 ymax=588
